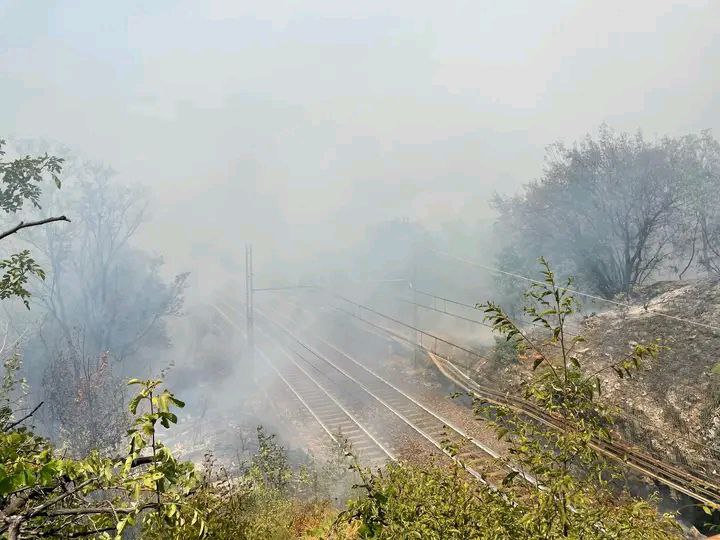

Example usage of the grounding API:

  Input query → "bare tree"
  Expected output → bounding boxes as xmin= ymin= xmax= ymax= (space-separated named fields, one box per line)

xmin=41 ymin=333 xmax=127 ymax=456
xmin=671 ymin=130 xmax=720 ymax=277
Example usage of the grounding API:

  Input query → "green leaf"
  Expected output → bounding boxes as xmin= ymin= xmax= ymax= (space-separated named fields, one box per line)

xmin=129 ymin=395 xmax=142 ymax=415
xmin=116 ymin=517 xmax=128 ymax=534
xmin=169 ymin=396 xmax=185 ymax=408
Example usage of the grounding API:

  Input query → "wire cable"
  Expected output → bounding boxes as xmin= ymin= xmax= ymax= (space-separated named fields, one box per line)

xmin=431 ymin=249 xmax=720 ymax=334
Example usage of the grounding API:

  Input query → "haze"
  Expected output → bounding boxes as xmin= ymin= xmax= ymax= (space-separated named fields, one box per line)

xmin=2 ymin=0 xmax=719 ymax=284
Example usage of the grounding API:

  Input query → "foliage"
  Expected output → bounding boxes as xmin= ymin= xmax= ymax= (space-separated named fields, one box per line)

xmin=144 ymin=428 xmax=357 ymax=540
xmin=475 ymin=257 xmax=681 ymax=537
xmin=0 ymin=351 xmax=28 ymax=433
xmin=250 ymin=426 xmax=293 ymax=493
xmin=341 ymin=459 xmax=524 ymax=539
xmin=0 ymin=252 xmax=45 ymax=310
xmin=488 ymin=334 xmax=521 ymax=366
xmin=0 ymin=377 xmax=205 ymax=539
xmin=493 ymin=126 xmax=720 ymax=296
xmin=0 ymin=140 xmax=65 ymax=309
xmin=0 ymin=140 xmax=62 ymax=213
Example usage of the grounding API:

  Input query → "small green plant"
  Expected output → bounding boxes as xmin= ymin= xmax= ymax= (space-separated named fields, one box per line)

xmin=145 ymin=427 xmax=354 ymax=540
xmin=249 ymin=426 xmax=293 ymax=493
xmin=337 ymin=258 xmax=682 ymax=539
xmin=340 ymin=458 xmax=524 ymax=539
xmin=0 ymin=139 xmax=67 ymax=309
xmin=475 ymin=257 xmax=679 ymax=538
xmin=0 ymin=377 xmax=205 ymax=539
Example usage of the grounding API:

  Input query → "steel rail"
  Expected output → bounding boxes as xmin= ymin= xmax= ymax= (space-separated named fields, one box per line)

xmin=257 ymin=325 xmax=396 ymax=462
xmin=257 ymin=296 xmax=540 ymax=483
xmin=286 ymin=293 xmax=720 ymax=509
xmin=433 ymin=352 xmax=720 ymax=509
xmin=251 ymin=305 xmax=496 ymax=486
xmin=211 ymin=303 xmax=394 ymax=463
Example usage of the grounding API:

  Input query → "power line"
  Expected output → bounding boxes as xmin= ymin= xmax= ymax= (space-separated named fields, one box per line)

xmin=397 ymin=297 xmax=492 ymax=328
xmin=411 ymin=288 xmax=582 ymax=337
xmin=283 ymin=288 xmax=491 ymax=364
xmin=431 ymin=249 xmax=720 ymax=334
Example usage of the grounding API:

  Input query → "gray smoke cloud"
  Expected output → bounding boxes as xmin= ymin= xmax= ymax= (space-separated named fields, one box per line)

xmin=2 ymin=0 xmax=719 ymax=286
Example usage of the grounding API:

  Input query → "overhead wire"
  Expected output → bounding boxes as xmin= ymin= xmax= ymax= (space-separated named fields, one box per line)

xmin=430 ymin=248 xmax=720 ymax=335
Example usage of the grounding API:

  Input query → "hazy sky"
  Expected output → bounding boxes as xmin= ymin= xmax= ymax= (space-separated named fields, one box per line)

xmin=2 ymin=0 xmax=719 ymax=277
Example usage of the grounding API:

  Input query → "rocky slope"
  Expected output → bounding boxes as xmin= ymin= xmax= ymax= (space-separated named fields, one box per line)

xmin=471 ymin=278 xmax=720 ymax=476
xmin=580 ymin=279 xmax=720 ymax=472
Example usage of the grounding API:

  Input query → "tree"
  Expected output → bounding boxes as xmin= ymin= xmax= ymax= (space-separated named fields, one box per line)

xmin=0 ymin=140 xmax=67 ymax=308
xmin=20 ymin=159 xmax=188 ymax=373
xmin=494 ymin=126 xmax=690 ymax=297
xmin=0 ymin=140 xmax=204 ymax=538
xmin=671 ymin=130 xmax=720 ymax=277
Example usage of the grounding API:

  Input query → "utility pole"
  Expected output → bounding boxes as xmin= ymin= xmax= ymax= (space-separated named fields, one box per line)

xmin=245 ymin=243 xmax=254 ymax=372
xmin=411 ymin=238 xmax=419 ymax=363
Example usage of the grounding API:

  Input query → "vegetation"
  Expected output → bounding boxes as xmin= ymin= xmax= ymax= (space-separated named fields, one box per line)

xmin=488 ymin=334 xmax=521 ymax=366
xmin=493 ymin=126 xmax=720 ymax=299
xmin=22 ymin=155 xmax=189 ymax=368
xmin=2 ymin=141 xmax=189 ymax=454
xmin=0 ymin=138 xmax=703 ymax=538
xmin=144 ymin=428 xmax=359 ymax=540
xmin=0 ymin=139 xmax=66 ymax=308
xmin=0 ymin=144 xmax=205 ymax=539
xmin=337 ymin=259 xmax=682 ymax=539
xmin=1 ymin=373 xmax=204 ymax=539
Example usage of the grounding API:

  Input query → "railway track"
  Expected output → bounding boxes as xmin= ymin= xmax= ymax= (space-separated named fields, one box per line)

xmin=280 ymin=290 xmax=720 ymax=510
xmin=213 ymin=299 xmax=528 ymax=489
xmin=212 ymin=303 xmax=392 ymax=465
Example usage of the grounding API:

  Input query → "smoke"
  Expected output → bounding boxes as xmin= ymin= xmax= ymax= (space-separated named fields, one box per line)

xmin=2 ymin=1 xmax=720 ymax=283
xmin=3 ymin=0 xmax=720 ymax=463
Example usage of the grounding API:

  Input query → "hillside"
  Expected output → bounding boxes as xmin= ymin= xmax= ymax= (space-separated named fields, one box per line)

xmin=471 ymin=278 xmax=720 ymax=476
xmin=581 ymin=279 xmax=720 ymax=473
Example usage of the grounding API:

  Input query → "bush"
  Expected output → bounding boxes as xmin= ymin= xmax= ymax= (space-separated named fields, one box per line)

xmin=0 ymin=376 xmax=205 ymax=539
xmin=339 ymin=258 xmax=683 ymax=539
xmin=144 ymin=428 xmax=360 ymax=540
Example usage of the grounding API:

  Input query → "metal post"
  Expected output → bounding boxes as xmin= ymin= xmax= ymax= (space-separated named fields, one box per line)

xmin=411 ymin=240 xmax=419 ymax=363
xmin=245 ymin=244 xmax=254 ymax=371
